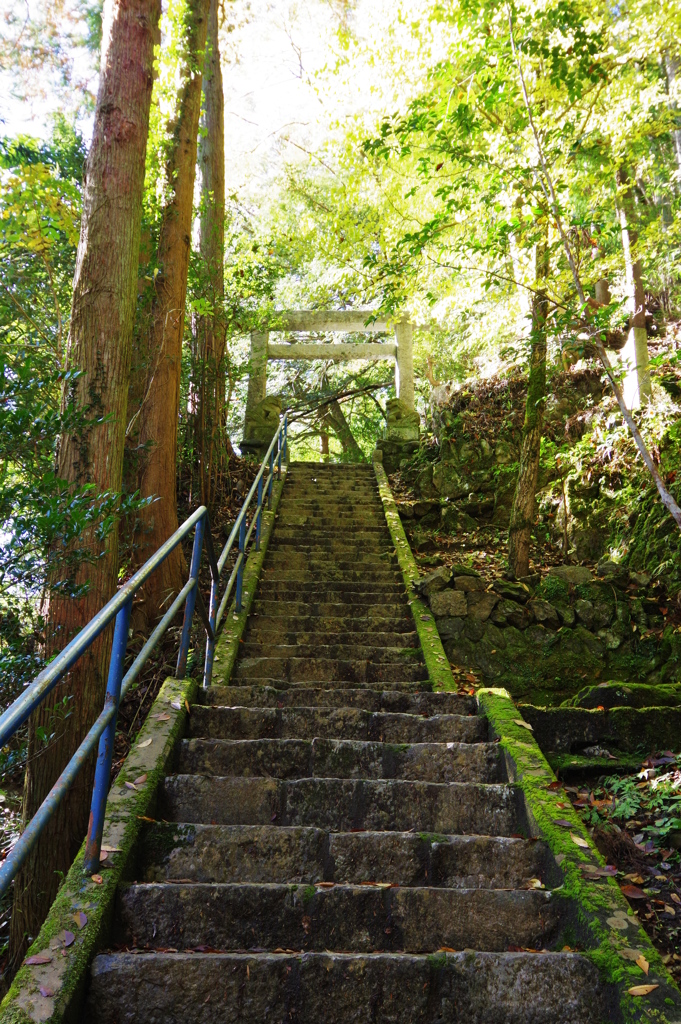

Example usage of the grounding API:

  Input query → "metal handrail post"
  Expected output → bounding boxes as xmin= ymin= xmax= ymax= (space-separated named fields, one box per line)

xmin=277 ymin=429 xmax=282 ymax=475
xmin=255 ymin=476 xmax=263 ymax=552
xmin=176 ymin=515 xmax=206 ymax=678
xmin=83 ymin=596 xmax=133 ymax=874
xmin=283 ymin=415 xmax=288 ymax=463
xmin=267 ymin=449 xmax=275 ymax=509
xmin=235 ymin=516 xmax=246 ymax=612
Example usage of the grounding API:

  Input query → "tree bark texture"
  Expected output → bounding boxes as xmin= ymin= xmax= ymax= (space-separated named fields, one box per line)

xmin=197 ymin=0 xmax=226 ymax=506
xmin=9 ymin=0 xmax=159 ymax=970
xmin=321 ymin=399 xmax=364 ymax=462
xmin=508 ymin=228 xmax=549 ymax=580
xmin=133 ymin=0 xmax=210 ymax=623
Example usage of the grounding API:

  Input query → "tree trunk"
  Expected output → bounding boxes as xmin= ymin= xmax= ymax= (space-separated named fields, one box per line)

xmin=616 ymin=166 xmax=651 ymax=409
xmin=9 ymin=0 xmax=159 ymax=971
xmin=322 ymin=399 xmax=364 ymax=462
xmin=508 ymin=226 xmax=549 ymax=580
xmin=133 ymin=0 xmax=210 ymax=623
xmin=198 ymin=0 xmax=226 ymax=507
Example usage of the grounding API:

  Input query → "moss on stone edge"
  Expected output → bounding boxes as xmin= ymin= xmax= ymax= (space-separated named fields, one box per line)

xmin=211 ymin=466 xmax=287 ymax=686
xmin=477 ymin=687 xmax=681 ymax=1024
xmin=0 ymin=674 xmax=198 ymax=1024
xmin=373 ymin=461 xmax=455 ymax=692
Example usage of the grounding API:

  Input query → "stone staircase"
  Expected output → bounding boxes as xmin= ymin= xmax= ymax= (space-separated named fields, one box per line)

xmin=85 ymin=462 xmax=607 ymax=1022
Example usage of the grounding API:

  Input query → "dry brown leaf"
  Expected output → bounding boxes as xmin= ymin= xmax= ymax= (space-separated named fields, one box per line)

xmin=134 ymin=774 xmax=148 ymax=786
xmin=636 ymin=955 xmax=649 ymax=975
xmin=627 ymin=984 xmax=658 ymax=997
xmin=671 ymin=893 xmax=681 ymax=904
xmin=137 ymin=738 xmax=152 ymax=748
xmin=91 ymin=874 xmax=103 ymax=884
xmin=570 ymin=832 xmax=589 ymax=848
xmin=512 ymin=719 xmax=533 ymax=731
xmin=25 ymin=955 xmax=52 ymax=965
xmin=621 ymin=885 xmax=647 ymax=899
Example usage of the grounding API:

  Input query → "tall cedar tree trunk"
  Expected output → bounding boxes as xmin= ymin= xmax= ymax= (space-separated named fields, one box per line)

xmin=197 ymin=0 xmax=226 ymax=506
xmin=508 ymin=226 xmax=550 ymax=579
xmin=9 ymin=0 xmax=159 ymax=969
xmin=322 ymin=400 xmax=364 ymax=462
xmin=134 ymin=0 xmax=210 ymax=623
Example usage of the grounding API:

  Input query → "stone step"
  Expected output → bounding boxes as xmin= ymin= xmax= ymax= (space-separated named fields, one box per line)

xmin=271 ymin=540 xmax=395 ymax=555
xmin=273 ymin=528 xmax=391 ymax=541
xmin=198 ymin=687 xmax=472 ymax=715
xmin=255 ymin=584 xmax=405 ymax=600
xmin=160 ymin=776 xmax=519 ymax=835
xmin=251 ymin=599 xmax=412 ymax=617
xmin=187 ymin=707 xmax=484 ymax=743
xmin=178 ymin=738 xmax=501 ymax=784
xmin=233 ymin=657 xmax=429 ymax=684
xmin=246 ymin=614 xmax=416 ymax=633
xmin=86 ymin=950 xmax=606 ymax=1024
xmin=258 ymin=575 xmax=405 ymax=589
xmin=220 ymin=679 xmax=433 ymax=693
xmin=139 ymin=824 xmax=550 ymax=889
xmin=264 ymin=555 xmax=399 ymax=570
xmin=117 ymin=882 xmax=560 ymax=954
xmin=238 ymin=644 xmax=424 ymax=663
xmin=241 ymin=630 xmax=420 ymax=649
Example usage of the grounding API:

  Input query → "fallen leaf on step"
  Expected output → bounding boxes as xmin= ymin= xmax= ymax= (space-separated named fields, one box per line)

xmin=570 ymin=832 xmax=589 ymax=848
xmin=315 ymin=882 xmax=334 ymax=888
xmin=636 ymin=955 xmax=649 ymax=975
xmin=547 ymin=781 xmax=563 ymax=791
xmin=72 ymin=912 xmax=87 ymax=930
xmin=185 ymin=700 xmax=191 ymax=714
xmin=627 ymin=985 xmax=658 ymax=997
xmin=171 ymin=701 xmax=182 ymax=710
xmin=39 ymin=986 xmax=54 ymax=998
xmin=621 ymin=885 xmax=647 ymax=899
xmin=91 ymin=874 xmax=103 ymax=884
xmin=25 ymin=955 xmax=52 ymax=965
xmin=134 ymin=774 xmax=147 ymax=786
xmin=524 ymin=878 xmax=545 ymax=889
xmin=58 ymin=930 xmax=75 ymax=948
xmin=553 ymin=819 xmax=573 ymax=828
xmin=154 ymin=713 xmax=170 ymax=722
xmin=438 ymin=947 xmax=456 ymax=952
xmin=624 ymin=874 xmax=645 ymax=884
xmin=124 ymin=782 xmax=137 ymax=791
xmin=137 ymin=738 xmax=152 ymax=748
xmin=512 ymin=719 xmax=533 ymax=731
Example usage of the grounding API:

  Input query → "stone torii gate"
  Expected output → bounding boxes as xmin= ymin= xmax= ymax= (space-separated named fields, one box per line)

xmin=241 ymin=310 xmax=419 ymax=454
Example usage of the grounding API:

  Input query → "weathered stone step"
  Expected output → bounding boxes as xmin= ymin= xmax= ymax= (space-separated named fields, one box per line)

xmin=198 ymin=686 xmax=472 ymax=715
xmin=117 ymin=882 xmax=560 ymax=954
xmin=242 ymin=630 xmax=420 ymax=649
xmin=219 ymin=679 xmax=433 ymax=693
xmin=258 ymin=574 xmax=405 ymax=589
xmin=246 ymin=614 xmax=416 ymax=634
xmin=256 ymin=583 xmax=405 ymax=600
xmin=274 ymin=528 xmax=391 ymax=541
xmin=187 ymin=707 xmax=483 ymax=743
xmin=271 ymin=539 xmax=395 ymax=555
xmin=238 ymin=644 xmax=423 ymax=663
xmin=140 ymin=824 xmax=550 ymax=889
xmin=86 ymin=950 xmax=607 ymax=1024
xmin=160 ymin=776 xmax=519 ymax=835
xmin=233 ymin=656 xmax=429 ymax=684
xmin=178 ymin=738 xmax=501 ymax=784
xmin=251 ymin=599 xmax=411 ymax=618
xmin=264 ymin=555 xmax=398 ymax=570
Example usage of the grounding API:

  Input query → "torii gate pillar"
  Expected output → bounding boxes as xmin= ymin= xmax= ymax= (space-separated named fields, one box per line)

xmin=394 ymin=318 xmax=414 ymax=410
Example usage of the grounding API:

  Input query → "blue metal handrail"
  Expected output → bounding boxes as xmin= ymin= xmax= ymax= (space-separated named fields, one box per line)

xmin=0 ymin=415 xmax=288 ymax=894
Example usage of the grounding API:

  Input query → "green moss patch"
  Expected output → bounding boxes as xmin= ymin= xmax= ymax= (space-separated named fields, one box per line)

xmin=373 ymin=460 xmax=456 ymax=692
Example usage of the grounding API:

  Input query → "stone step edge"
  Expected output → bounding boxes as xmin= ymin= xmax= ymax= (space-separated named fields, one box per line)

xmin=476 ymin=687 xmax=681 ymax=1022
